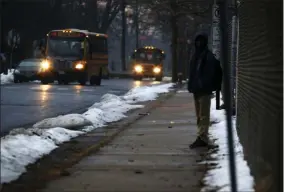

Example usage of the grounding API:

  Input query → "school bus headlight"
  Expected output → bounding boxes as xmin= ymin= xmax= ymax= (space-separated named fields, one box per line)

xmin=153 ymin=67 xmax=161 ymax=73
xmin=41 ymin=60 xmax=50 ymax=70
xmin=75 ymin=63 xmax=84 ymax=69
xmin=134 ymin=65 xmax=143 ymax=73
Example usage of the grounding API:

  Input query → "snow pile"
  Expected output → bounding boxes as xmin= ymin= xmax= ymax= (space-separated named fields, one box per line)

xmin=33 ymin=114 xmax=93 ymax=129
xmin=162 ymin=76 xmax=188 ymax=83
xmin=1 ymin=128 xmax=83 ymax=184
xmin=86 ymin=94 xmax=144 ymax=123
xmin=1 ymin=69 xmax=14 ymax=84
xmin=201 ymin=97 xmax=254 ymax=191
xmin=163 ymin=76 xmax=172 ymax=81
xmin=1 ymin=83 xmax=174 ymax=184
xmin=123 ymin=83 xmax=173 ymax=103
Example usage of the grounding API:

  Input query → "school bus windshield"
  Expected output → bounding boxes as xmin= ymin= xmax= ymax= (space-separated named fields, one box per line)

xmin=47 ymin=37 xmax=85 ymax=58
xmin=134 ymin=50 xmax=163 ymax=64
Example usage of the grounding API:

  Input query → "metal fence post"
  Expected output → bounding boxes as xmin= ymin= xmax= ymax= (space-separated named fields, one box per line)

xmin=211 ymin=1 xmax=221 ymax=109
xmin=230 ymin=15 xmax=238 ymax=115
xmin=219 ymin=0 xmax=238 ymax=191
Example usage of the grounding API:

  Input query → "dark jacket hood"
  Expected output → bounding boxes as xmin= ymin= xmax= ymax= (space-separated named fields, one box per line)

xmin=194 ymin=33 xmax=208 ymax=47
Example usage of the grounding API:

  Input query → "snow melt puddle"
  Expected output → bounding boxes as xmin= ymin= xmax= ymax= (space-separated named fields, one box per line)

xmin=201 ymin=98 xmax=254 ymax=192
xmin=1 ymin=83 xmax=174 ymax=184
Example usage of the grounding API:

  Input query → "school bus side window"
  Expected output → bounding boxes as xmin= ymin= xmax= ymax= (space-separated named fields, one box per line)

xmin=87 ymin=39 xmax=93 ymax=59
xmin=85 ymin=40 xmax=90 ymax=59
xmin=92 ymin=37 xmax=107 ymax=53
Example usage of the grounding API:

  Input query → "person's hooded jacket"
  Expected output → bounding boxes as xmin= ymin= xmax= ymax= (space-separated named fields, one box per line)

xmin=188 ymin=33 xmax=221 ymax=94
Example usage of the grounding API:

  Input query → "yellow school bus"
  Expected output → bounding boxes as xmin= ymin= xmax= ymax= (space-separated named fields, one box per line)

xmin=39 ymin=29 xmax=108 ymax=85
xmin=131 ymin=46 xmax=166 ymax=81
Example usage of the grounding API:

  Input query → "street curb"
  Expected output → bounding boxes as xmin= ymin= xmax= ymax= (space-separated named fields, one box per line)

xmin=1 ymin=85 xmax=182 ymax=192
xmin=108 ymin=73 xmax=172 ymax=79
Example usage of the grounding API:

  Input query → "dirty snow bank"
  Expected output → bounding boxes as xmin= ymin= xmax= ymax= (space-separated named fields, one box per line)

xmin=201 ymin=97 xmax=254 ymax=192
xmin=33 ymin=114 xmax=93 ymax=129
xmin=1 ymin=69 xmax=14 ymax=84
xmin=1 ymin=83 xmax=174 ymax=184
xmin=1 ymin=128 xmax=83 ymax=183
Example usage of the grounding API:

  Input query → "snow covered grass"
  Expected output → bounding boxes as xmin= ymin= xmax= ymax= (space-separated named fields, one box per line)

xmin=0 ymin=83 xmax=174 ymax=184
xmin=1 ymin=69 xmax=14 ymax=84
xmin=201 ymin=97 xmax=255 ymax=192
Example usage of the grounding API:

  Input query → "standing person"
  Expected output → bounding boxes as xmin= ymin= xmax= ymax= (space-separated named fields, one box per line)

xmin=187 ymin=33 xmax=222 ymax=149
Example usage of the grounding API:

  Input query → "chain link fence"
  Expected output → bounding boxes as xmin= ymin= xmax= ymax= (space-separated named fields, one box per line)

xmin=236 ymin=0 xmax=282 ymax=191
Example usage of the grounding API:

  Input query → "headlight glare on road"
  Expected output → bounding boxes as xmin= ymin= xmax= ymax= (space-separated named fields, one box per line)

xmin=75 ymin=63 xmax=84 ymax=69
xmin=41 ymin=60 xmax=50 ymax=70
xmin=134 ymin=65 xmax=143 ymax=73
xmin=153 ymin=67 xmax=161 ymax=73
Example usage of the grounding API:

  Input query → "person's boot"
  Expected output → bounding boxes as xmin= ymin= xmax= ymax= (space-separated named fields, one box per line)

xmin=189 ymin=137 xmax=208 ymax=149
xmin=197 ymin=118 xmax=200 ymax=126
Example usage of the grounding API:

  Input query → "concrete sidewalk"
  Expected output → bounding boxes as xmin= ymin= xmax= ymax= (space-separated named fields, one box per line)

xmin=41 ymin=89 xmax=207 ymax=192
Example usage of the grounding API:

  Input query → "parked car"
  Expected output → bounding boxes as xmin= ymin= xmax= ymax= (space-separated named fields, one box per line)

xmin=13 ymin=59 xmax=43 ymax=83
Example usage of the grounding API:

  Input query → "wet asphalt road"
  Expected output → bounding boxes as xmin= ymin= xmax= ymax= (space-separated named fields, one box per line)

xmin=0 ymin=79 xmax=164 ymax=135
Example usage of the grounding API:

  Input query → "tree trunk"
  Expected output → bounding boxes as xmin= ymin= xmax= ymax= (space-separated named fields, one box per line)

xmin=121 ymin=0 xmax=126 ymax=71
xmin=135 ymin=0 xmax=139 ymax=49
xmin=171 ymin=14 xmax=178 ymax=82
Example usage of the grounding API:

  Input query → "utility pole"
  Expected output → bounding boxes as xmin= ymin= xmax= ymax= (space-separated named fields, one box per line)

xmin=135 ymin=0 xmax=139 ymax=49
xmin=121 ymin=0 xmax=126 ymax=71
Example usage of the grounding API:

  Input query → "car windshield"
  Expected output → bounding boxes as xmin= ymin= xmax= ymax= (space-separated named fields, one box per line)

xmin=47 ymin=38 xmax=84 ymax=58
xmin=19 ymin=61 xmax=40 ymax=67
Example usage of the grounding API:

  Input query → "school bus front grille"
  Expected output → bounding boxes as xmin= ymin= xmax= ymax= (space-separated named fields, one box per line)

xmin=53 ymin=61 xmax=72 ymax=70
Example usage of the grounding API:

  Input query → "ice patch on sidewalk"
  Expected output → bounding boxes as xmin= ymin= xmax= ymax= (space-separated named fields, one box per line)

xmin=201 ymin=97 xmax=255 ymax=192
xmin=1 ymin=83 xmax=174 ymax=184
xmin=1 ymin=69 xmax=15 ymax=84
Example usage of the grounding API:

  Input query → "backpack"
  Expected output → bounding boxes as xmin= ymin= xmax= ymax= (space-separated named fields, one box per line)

xmin=212 ymin=57 xmax=223 ymax=91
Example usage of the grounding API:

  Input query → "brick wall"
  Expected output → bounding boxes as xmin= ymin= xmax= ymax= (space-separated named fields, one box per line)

xmin=237 ymin=0 xmax=282 ymax=191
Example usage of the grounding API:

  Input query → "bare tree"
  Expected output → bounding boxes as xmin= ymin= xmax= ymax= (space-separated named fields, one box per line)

xmin=142 ymin=0 xmax=212 ymax=82
xmin=61 ymin=0 xmax=121 ymax=33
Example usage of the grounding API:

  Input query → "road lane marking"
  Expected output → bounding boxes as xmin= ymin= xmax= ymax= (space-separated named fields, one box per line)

xmin=30 ymin=87 xmax=42 ymax=90
xmin=2 ymin=86 xmax=21 ymax=89
xmin=108 ymin=90 xmax=122 ymax=93
xmin=56 ymin=87 xmax=69 ymax=91
xmin=81 ymin=89 xmax=94 ymax=92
